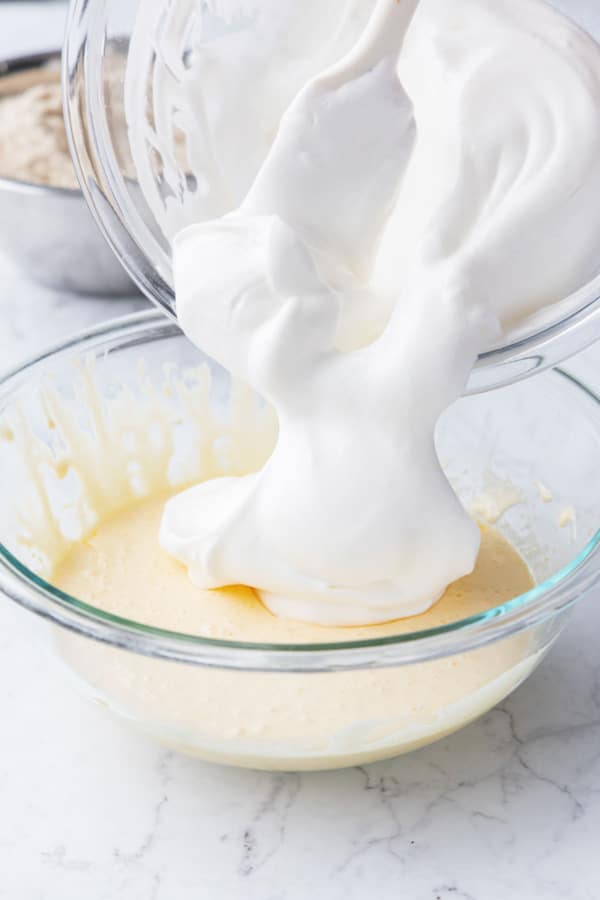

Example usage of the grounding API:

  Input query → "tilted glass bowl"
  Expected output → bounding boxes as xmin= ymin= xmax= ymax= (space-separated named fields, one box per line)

xmin=0 ymin=312 xmax=599 ymax=770
xmin=62 ymin=0 xmax=600 ymax=393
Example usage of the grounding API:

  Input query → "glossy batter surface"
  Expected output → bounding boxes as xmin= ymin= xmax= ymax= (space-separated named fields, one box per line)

xmin=50 ymin=493 xmax=536 ymax=769
xmin=53 ymin=492 xmax=533 ymax=641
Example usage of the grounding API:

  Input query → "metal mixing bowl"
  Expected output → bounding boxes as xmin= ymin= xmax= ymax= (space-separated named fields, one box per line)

xmin=0 ymin=51 xmax=137 ymax=296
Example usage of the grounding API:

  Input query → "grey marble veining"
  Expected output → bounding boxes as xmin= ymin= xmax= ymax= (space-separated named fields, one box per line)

xmin=1 ymin=4 xmax=600 ymax=898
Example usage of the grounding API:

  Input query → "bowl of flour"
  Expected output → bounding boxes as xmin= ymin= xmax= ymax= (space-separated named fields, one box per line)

xmin=0 ymin=51 xmax=137 ymax=296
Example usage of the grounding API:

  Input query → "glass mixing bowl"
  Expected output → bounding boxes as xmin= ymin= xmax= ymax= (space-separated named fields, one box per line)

xmin=0 ymin=312 xmax=599 ymax=770
xmin=62 ymin=0 xmax=600 ymax=393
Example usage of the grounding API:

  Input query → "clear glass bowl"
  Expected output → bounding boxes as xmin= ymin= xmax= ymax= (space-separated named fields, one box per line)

xmin=0 ymin=312 xmax=599 ymax=770
xmin=62 ymin=0 xmax=600 ymax=393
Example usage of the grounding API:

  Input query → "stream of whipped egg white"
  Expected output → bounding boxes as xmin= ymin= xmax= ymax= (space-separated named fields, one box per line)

xmin=159 ymin=0 xmax=600 ymax=626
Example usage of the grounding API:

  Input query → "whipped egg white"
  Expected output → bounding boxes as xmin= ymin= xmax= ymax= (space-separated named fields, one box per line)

xmin=160 ymin=0 xmax=600 ymax=625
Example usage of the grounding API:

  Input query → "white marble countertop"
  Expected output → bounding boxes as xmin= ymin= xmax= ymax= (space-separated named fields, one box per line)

xmin=2 ymin=4 xmax=600 ymax=898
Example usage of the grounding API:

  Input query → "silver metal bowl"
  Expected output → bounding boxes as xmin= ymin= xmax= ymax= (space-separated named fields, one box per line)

xmin=0 ymin=51 xmax=137 ymax=296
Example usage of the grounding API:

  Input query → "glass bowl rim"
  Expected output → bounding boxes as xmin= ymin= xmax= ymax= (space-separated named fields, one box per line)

xmin=0 ymin=310 xmax=599 ymax=672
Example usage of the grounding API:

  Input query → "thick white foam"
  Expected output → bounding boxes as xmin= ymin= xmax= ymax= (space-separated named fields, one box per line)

xmin=161 ymin=0 xmax=600 ymax=625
